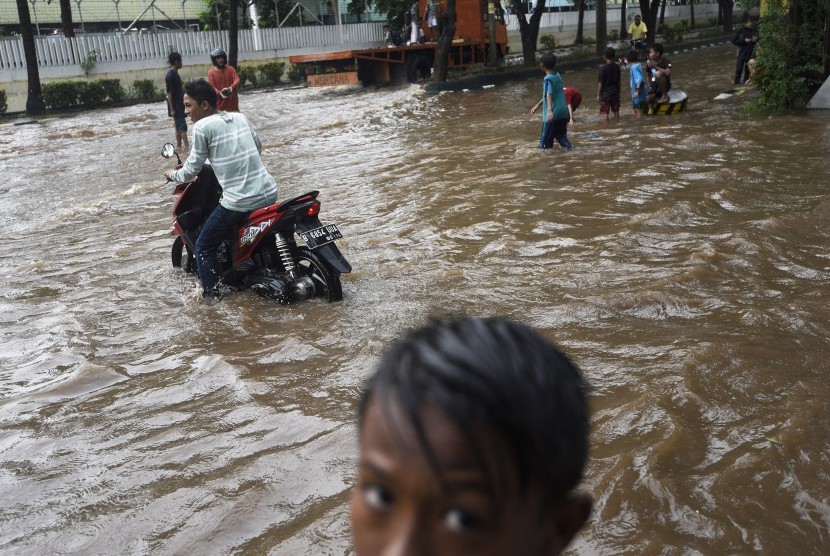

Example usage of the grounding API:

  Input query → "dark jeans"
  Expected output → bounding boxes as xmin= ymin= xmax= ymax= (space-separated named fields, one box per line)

xmin=195 ymin=204 xmax=249 ymax=296
xmin=735 ymin=54 xmax=751 ymax=84
xmin=539 ymin=118 xmax=573 ymax=150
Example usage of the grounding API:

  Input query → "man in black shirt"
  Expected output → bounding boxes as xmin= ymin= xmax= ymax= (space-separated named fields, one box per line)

xmin=165 ymin=52 xmax=189 ymax=149
xmin=733 ymin=20 xmax=758 ymax=85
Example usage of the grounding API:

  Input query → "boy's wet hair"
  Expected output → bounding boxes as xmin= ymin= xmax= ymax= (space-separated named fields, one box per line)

xmin=358 ymin=317 xmax=590 ymax=509
xmin=604 ymin=46 xmax=615 ymax=60
xmin=650 ymin=42 xmax=664 ymax=55
xmin=540 ymin=52 xmax=557 ymax=70
xmin=168 ymin=51 xmax=182 ymax=65
xmin=184 ymin=78 xmax=217 ymax=109
xmin=626 ymin=50 xmax=639 ymax=62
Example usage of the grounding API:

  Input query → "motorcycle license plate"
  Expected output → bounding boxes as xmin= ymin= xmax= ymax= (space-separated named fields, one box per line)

xmin=299 ymin=223 xmax=343 ymax=249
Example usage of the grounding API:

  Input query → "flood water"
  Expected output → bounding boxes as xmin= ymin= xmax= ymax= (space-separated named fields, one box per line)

xmin=1 ymin=42 xmax=829 ymax=554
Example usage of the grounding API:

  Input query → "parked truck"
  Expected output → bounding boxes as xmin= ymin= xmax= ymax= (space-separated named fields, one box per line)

xmin=288 ymin=0 xmax=508 ymax=87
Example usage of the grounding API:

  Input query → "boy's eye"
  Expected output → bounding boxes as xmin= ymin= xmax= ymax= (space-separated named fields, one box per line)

xmin=362 ymin=484 xmax=394 ymax=511
xmin=442 ymin=508 xmax=483 ymax=533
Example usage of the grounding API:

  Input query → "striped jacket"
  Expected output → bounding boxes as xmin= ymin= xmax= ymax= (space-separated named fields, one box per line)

xmin=170 ymin=111 xmax=278 ymax=211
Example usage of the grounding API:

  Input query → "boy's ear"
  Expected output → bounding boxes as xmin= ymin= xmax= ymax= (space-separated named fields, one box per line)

xmin=548 ymin=491 xmax=592 ymax=552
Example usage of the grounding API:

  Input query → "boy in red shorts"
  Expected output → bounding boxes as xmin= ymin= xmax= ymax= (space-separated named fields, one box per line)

xmin=597 ymin=46 xmax=621 ymax=122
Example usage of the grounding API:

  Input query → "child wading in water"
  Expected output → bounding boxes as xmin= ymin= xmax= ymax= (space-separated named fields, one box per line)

xmin=597 ymin=46 xmax=621 ymax=122
xmin=625 ymin=49 xmax=647 ymax=119
xmin=530 ymin=53 xmax=573 ymax=150
xmin=351 ymin=317 xmax=593 ymax=555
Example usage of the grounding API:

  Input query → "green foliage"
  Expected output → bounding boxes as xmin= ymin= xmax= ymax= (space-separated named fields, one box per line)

xmin=608 ymin=29 xmax=620 ymax=42
xmin=260 ymin=61 xmax=286 ymax=84
xmin=658 ymin=21 xmax=688 ymax=43
xmin=80 ymin=48 xmax=100 ymax=74
xmin=348 ymin=0 xmax=370 ymax=21
xmin=43 ymin=81 xmax=85 ymax=109
xmin=287 ymin=64 xmax=305 ymax=83
xmin=539 ymin=34 xmax=557 ymax=51
xmin=132 ymin=79 xmax=163 ymax=102
xmin=42 ymin=79 xmax=129 ymax=110
xmin=79 ymin=80 xmax=108 ymax=107
xmin=0 ymin=89 xmax=7 ymax=114
xmin=752 ymin=0 xmax=829 ymax=111
xmin=97 ymin=79 xmax=126 ymax=103
xmin=238 ymin=65 xmax=259 ymax=87
xmin=370 ymin=0 xmax=410 ymax=28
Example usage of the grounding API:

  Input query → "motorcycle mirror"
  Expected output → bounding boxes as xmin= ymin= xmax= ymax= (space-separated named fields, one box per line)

xmin=161 ymin=143 xmax=176 ymax=159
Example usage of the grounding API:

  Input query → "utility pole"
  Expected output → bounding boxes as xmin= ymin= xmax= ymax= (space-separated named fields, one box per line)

xmin=488 ymin=1 xmax=497 ymax=66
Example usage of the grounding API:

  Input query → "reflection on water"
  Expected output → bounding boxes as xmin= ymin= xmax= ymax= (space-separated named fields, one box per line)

xmin=1 ymin=43 xmax=829 ymax=554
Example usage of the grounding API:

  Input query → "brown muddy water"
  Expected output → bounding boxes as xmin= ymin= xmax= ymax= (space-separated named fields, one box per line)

xmin=1 ymin=43 xmax=829 ymax=554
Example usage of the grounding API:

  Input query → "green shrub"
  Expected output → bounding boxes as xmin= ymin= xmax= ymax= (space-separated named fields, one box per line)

xmin=238 ymin=65 xmax=259 ymax=87
xmin=43 ymin=80 xmax=85 ymax=109
xmin=539 ymin=34 xmax=557 ymax=51
xmin=79 ymin=80 xmax=108 ymax=107
xmin=608 ymin=29 xmax=620 ymax=42
xmin=751 ymin=1 xmax=827 ymax=111
xmin=260 ymin=61 xmax=286 ymax=84
xmin=97 ymin=78 xmax=126 ymax=103
xmin=658 ymin=21 xmax=690 ymax=43
xmin=286 ymin=64 xmax=305 ymax=83
xmin=132 ymin=79 xmax=163 ymax=101
xmin=80 ymin=48 xmax=100 ymax=74
xmin=0 ymin=89 xmax=6 ymax=114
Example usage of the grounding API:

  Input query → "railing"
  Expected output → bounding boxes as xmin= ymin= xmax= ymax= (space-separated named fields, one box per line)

xmin=0 ymin=23 xmax=385 ymax=71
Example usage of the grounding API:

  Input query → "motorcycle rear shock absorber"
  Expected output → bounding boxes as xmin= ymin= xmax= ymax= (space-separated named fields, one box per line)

xmin=274 ymin=232 xmax=296 ymax=275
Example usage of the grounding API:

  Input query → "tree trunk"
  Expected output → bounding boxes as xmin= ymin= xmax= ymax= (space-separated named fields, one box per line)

xmin=229 ymin=0 xmax=239 ymax=68
xmin=596 ymin=0 xmax=606 ymax=55
xmin=620 ymin=0 xmax=628 ymax=40
xmin=509 ymin=0 xmax=546 ymax=67
xmin=639 ymin=0 xmax=659 ymax=44
xmin=16 ymin=0 xmax=45 ymax=114
xmin=576 ymin=0 xmax=585 ymax=44
xmin=659 ymin=0 xmax=666 ymax=26
xmin=433 ymin=0 xmax=456 ymax=80
xmin=59 ymin=0 xmax=74 ymax=37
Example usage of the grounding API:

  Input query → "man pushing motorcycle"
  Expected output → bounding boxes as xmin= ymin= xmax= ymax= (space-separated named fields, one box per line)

xmin=164 ymin=78 xmax=279 ymax=301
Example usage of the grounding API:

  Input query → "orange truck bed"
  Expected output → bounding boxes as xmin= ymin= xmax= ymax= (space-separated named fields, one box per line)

xmin=288 ymin=0 xmax=507 ymax=86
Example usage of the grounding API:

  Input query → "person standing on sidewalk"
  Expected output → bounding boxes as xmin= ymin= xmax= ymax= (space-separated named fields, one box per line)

xmin=732 ymin=19 xmax=758 ymax=85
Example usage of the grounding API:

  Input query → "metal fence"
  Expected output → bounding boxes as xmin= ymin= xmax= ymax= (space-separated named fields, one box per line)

xmin=0 ymin=22 xmax=384 ymax=71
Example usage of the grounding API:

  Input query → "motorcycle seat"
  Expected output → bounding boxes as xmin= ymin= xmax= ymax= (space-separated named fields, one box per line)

xmin=249 ymin=203 xmax=280 ymax=221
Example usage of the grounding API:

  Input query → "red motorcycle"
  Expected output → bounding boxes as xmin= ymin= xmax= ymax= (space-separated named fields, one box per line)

xmin=162 ymin=143 xmax=351 ymax=303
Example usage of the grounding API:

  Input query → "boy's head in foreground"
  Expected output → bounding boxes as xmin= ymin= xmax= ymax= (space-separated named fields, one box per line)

xmin=351 ymin=317 xmax=592 ymax=555
xmin=540 ymin=52 xmax=557 ymax=71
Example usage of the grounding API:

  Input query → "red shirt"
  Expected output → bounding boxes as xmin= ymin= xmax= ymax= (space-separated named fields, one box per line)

xmin=564 ymin=87 xmax=582 ymax=110
xmin=207 ymin=65 xmax=241 ymax=112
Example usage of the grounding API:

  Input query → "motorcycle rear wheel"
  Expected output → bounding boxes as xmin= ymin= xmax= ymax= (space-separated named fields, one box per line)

xmin=171 ymin=236 xmax=196 ymax=273
xmin=295 ymin=246 xmax=343 ymax=302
